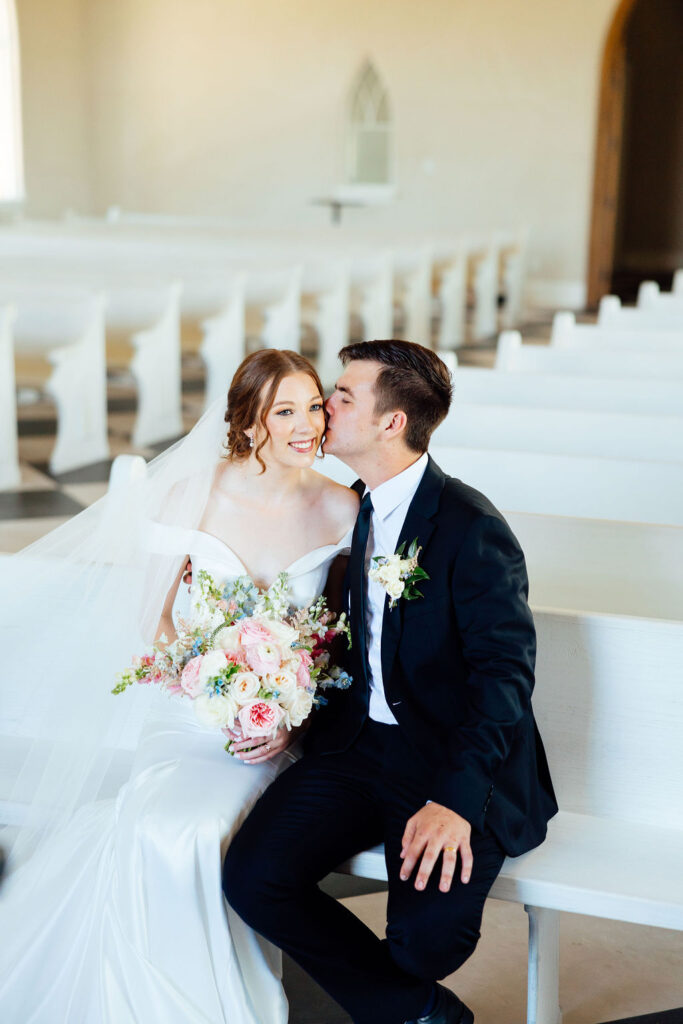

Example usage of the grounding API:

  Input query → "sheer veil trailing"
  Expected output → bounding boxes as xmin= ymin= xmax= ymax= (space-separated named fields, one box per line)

xmin=0 ymin=396 xmax=232 ymax=879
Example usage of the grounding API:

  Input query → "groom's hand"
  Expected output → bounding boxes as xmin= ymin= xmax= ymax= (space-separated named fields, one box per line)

xmin=400 ymin=802 xmax=473 ymax=893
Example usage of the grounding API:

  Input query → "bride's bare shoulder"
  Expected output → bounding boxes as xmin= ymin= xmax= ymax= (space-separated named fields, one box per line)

xmin=308 ymin=471 xmax=359 ymax=533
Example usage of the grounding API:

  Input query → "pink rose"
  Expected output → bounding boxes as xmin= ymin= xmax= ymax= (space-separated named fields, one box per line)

xmin=246 ymin=642 xmax=282 ymax=676
xmin=180 ymin=655 xmax=204 ymax=697
xmin=237 ymin=699 xmax=284 ymax=739
xmin=224 ymin=650 xmax=245 ymax=667
xmin=239 ymin=620 xmax=275 ymax=647
xmin=295 ymin=649 xmax=313 ymax=688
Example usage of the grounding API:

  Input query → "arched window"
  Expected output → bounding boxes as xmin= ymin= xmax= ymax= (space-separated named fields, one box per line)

xmin=0 ymin=0 xmax=24 ymax=204
xmin=347 ymin=60 xmax=393 ymax=187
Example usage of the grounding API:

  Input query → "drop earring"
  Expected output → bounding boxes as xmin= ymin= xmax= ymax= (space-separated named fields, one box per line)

xmin=249 ymin=435 xmax=254 ymax=449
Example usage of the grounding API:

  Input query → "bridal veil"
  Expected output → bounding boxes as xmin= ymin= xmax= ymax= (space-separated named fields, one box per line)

xmin=0 ymin=396 xmax=231 ymax=877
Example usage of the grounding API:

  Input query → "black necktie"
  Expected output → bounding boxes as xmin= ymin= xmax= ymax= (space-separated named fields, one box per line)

xmin=350 ymin=492 xmax=373 ymax=678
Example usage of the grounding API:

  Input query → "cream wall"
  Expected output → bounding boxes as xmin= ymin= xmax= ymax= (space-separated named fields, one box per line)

xmin=18 ymin=0 xmax=625 ymax=305
xmin=16 ymin=0 xmax=92 ymax=216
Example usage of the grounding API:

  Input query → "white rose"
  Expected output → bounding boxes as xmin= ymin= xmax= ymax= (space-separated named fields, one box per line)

xmin=382 ymin=560 xmax=403 ymax=585
xmin=193 ymin=692 xmax=238 ymax=729
xmin=387 ymin=580 xmax=405 ymax=600
xmin=287 ymin=687 xmax=314 ymax=727
xmin=214 ymin=624 xmax=242 ymax=654
xmin=263 ymin=618 xmax=298 ymax=648
xmin=265 ymin=668 xmax=298 ymax=702
xmin=282 ymin=656 xmax=302 ymax=675
xmin=230 ymin=671 xmax=261 ymax=702
xmin=198 ymin=650 xmax=229 ymax=686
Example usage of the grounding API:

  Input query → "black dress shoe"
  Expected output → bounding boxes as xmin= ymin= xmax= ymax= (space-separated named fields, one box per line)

xmin=405 ymin=983 xmax=474 ymax=1024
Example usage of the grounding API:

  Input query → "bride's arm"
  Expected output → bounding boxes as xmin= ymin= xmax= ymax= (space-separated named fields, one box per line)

xmin=154 ymin=556 xmax=190 ymax=643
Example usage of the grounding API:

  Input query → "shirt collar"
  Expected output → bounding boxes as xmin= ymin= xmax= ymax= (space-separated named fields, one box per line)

xmin=368 ymin=452 xmax=429 ymax=521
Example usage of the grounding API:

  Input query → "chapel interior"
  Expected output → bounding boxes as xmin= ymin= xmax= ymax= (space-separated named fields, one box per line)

xmin=1 ymin=0 xmax=682 ymax=1021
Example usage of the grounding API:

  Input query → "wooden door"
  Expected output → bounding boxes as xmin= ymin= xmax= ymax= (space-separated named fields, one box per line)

xmin=586 ymin=0 xmax=637 ymax=308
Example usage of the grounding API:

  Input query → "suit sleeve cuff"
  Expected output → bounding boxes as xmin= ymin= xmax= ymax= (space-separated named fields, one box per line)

xmin=429 ymin=773 xmax=493 ymax=833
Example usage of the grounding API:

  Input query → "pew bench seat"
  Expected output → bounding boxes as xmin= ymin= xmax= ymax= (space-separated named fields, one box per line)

xmin=339 ymin=810 xmax=683 ymax=931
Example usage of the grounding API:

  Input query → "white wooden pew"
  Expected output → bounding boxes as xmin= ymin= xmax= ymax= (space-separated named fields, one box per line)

xmin=13 ymin=218 xmax=528 ymax=351
xmin=0 ymin=304 xmax=19 ymax=489
xmin=434 ymin=403 xmax=683 ymax=463
xmin=599 ymin=294 xmax=683 ymax=330
xmin=180 ymin=263 xmax=306 ymax=408
xmin=506 ymin=512 xmax=683 ymax=619
xmin=101 ymin=454 xmax=683 ymax=623
xmin=498 ymin=229 xmax=529 ymax=329
xmin=638 ymin=280 xmax=683 ymax=311
xmin=393 ymin=246 xmax=433 ymax=347
xmin=552 ymin=311 xmax=683 ymax=351
xmin=496 ymin=329 xmax=683 ymax=379
xmin=2 ymin=262 xmax=183 ymax=448
xmin=339 ymin=608 xmax=683 ymax=1024
xmin=303 ymin=264 xmax=350 ymax=389
xmin=0 ymin=285 xmax=110 ymax=477
xmin=107 ymin=280 xmax=184 ymax=446
xmin=320 ymin=448 xmax=683 ymax=525
xmin=470 ymin=239 xmax=499 ymax=340
xmin=431 ymin=446 xmax=683 ymax=525
xmin=449 ymin=363 xmax=683 ymax=417
xmin=0 ymin=228 xmax=348 ymax=389
xmin=436 ymin=246 xmax=467 ymax=349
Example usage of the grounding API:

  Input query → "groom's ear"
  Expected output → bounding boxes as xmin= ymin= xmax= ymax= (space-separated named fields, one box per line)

xmin=381 ymin=409 xmax=408 ymax=440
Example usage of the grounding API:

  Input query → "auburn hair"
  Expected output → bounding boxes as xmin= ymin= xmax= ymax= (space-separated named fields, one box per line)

xmin=224 ymin=349 xmax=325 ymax=472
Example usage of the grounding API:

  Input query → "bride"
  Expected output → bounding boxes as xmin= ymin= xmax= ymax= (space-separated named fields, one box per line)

xmin=0 ymin=349 xmax=359 ymax=1023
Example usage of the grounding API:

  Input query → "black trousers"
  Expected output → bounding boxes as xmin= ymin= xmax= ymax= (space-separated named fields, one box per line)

xmin=223 ymin=719 xmax=505 ymax=1024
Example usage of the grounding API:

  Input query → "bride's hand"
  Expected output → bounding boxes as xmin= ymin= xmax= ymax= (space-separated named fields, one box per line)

xmin=224 ymin=723 xmax=297 ymax=764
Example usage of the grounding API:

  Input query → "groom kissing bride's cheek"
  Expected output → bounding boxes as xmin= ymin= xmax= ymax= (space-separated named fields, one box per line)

xmin=223 ymin=339 xmax=558 ymax=1024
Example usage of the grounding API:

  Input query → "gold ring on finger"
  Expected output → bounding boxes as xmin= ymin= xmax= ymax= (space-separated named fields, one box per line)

xmin=444 ymin=846 xmax=457 ymax=852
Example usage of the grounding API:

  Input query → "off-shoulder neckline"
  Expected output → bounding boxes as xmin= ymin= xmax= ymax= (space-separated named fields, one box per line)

xmin=149 ymin=522 xmax=353 ymax=592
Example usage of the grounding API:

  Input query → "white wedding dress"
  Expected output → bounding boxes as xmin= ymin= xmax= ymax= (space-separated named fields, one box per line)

xmin=0 ymin=524 xmax=351 ymax=1024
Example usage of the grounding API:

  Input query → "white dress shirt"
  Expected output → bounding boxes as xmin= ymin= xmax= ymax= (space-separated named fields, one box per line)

xmin=364 ymin=452 xmax=429 ymax=724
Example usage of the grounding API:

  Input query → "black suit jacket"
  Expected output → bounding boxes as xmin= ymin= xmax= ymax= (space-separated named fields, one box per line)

xmin=305 ymin=455 xmax=558 ymax=857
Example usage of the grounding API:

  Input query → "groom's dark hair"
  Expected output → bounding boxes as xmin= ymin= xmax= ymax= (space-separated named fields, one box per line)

xmin=338 ymin=339 xmax=453 ymax=453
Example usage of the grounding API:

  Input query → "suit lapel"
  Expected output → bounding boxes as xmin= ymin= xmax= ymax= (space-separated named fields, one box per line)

xmin=380 ymin=457 xmax=445 ymax=688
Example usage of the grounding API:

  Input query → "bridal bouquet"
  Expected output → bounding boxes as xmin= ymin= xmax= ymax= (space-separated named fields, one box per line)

xmin=113 ymin=570 xmax=351 ymax=747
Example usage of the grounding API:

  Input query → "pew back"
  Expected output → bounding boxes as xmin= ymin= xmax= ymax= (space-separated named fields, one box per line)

xmin=496 ymin=330 xmax=683 ymax=378
xmin=434 ymin=404 xmax=683 ymax=464
xmin=451 ymin=365 xmax=683 ymax=416
xmin=507 ymin=512 xmax=683 ymax=620
xmin=532 ymin=609 xmax=683 ymax=831
xmin=599 ymin=294 xmax=683 ymax=330
xmin=320 ymin=449 xmax=683 ymax=526
xmin=553 ymin=311 xmax=683 ymax=351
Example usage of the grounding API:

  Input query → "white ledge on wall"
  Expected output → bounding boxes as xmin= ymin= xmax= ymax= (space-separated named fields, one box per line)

xmin=333 ymin=183 xmax=397 ymax=205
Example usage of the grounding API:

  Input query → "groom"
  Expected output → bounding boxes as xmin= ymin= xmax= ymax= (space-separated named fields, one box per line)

xmin=223 ymin=340 xmax=557 ymax=1024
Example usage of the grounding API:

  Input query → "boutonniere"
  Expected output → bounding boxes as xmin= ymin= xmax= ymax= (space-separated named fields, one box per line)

xmin=368 ymin=538 xmax=430 ymax=611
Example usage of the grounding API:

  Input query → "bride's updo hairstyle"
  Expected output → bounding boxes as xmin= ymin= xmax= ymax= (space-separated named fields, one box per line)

xmin=224 ymin=349 xmax=325 ymax=472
